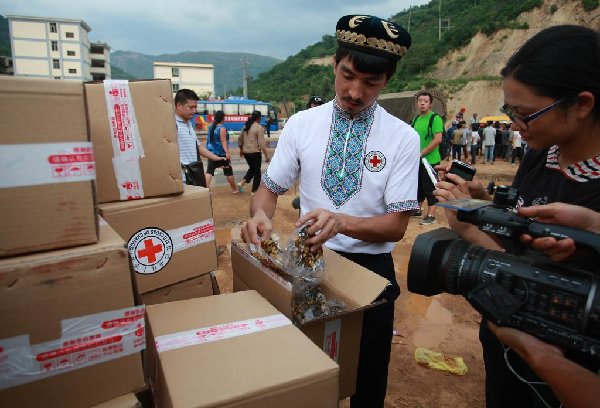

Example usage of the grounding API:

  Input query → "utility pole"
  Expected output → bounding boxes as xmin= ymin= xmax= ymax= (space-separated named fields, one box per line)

xmin=407 ymin=5 xmax=412 ymax=32
xmin=241 ymin=57 xmax=249 ymax=99
xmin=438 ymin=0 xmax=442 ymax=40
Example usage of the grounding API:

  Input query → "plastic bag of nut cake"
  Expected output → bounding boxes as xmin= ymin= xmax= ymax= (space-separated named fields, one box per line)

xmin=249 ymin=222 xmax=346 ymax=324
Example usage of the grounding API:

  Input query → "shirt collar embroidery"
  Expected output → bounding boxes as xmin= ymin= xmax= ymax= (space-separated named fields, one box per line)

xmin=333 ymin=97 xmax=378 ymax=121
xmin=321 ymin=99 xmax=377 ymax=208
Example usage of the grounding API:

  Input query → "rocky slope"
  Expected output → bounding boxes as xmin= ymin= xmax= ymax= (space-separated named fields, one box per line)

xmin=434 ymin=0 xmax=600 ymax=120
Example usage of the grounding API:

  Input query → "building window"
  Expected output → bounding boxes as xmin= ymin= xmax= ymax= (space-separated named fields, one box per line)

xmin=67 ymin=50 xmax=76 ymax=56
xmin=53 ymin=59 xmax=60 ymax=69
xmin=66 ymin=32 xmax=74 ymax=39
xmin=68 ymin=68 xmax=77 ymax=74
xmin=172 ymin=84 xmax=179 ymax=92
xmin=50 ymin=23 xmax=57 ymax=33
xmin=54 ymin=76 xmax=61 ymax=80
xmin=51 ymin=41 xmax=58 ymax=51
xmin=172 ymin=67 xmax=179 ymax=77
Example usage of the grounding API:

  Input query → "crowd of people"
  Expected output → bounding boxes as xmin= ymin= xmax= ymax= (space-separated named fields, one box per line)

xmin=441 ymin=117 xmax=525 ymax=166
xmin=174 ymin=15 xmax=599 ymax=408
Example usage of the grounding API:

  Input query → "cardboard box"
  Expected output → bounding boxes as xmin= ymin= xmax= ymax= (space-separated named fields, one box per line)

xmin=0 ymin=76 xmax=97 ymax=257
xmin=91 ymin=393 xmax=141 ymax=408
xmin=99 ymin=185 xmax=218 ymax=293
xmin=85 ymin=79 xmax=183 ymax=203
xmin=231 ymin=240 xmax=389 ymax=399
xmin=141 ymin=271 xmax=216 ymax=305
xmin=0 ymin=222 xmax=145 ymax=408
xmin=146 ymin=290 xmax=339 ymax=408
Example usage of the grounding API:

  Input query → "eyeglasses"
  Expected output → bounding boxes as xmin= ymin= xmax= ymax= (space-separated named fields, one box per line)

xmin=500 ymin=97 xmax=568 ymax=130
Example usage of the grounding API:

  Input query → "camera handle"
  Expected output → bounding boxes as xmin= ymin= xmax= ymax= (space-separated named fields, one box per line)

xmin=528 ymin=221 xmax=600 ymax=255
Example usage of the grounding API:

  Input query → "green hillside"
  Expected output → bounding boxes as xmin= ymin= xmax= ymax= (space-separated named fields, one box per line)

xmin=244 ymin=0 xmax=557 ymax=111
xmin=110 ymin=50 xmax=281 ymax=98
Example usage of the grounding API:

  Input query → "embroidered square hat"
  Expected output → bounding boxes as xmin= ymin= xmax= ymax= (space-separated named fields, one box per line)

xmin=336 ymin=15 xmax=411 ymax=61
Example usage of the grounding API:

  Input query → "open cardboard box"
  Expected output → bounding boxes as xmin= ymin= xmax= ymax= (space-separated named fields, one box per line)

xmin=230 ymin=240 xmax=390 ymax=399
xmin=145 ymin=290 xmax=339 ymax=408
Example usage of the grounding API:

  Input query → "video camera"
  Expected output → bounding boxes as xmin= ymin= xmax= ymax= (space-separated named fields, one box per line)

xmin=407 ymin=186 xmax=600 ymax=356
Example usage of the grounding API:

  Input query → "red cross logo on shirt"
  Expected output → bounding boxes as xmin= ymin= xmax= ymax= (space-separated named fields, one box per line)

xmin=364 ymin=151 xmax=386 ymax=172
xmin=370 ymin=155 xmax=382 ymax=168
xmin=137 ymin=238 xmax=163 ymax=263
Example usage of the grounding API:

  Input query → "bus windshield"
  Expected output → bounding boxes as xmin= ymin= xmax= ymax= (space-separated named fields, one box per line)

xmin=194 ymin=97 xmax=277 ymax=132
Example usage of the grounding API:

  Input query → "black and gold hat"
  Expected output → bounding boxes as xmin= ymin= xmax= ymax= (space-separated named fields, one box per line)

xmin=336 ymin=15 xmax=411 ymax=61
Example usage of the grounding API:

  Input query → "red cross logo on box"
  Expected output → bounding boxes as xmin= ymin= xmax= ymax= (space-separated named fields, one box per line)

xmin=364 ymin=151 xmax=386 ymax=172
xmin=128 ymin=227 xmax=173 ymax=275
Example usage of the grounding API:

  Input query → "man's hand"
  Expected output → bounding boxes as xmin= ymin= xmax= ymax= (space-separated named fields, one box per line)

xmin=296 ymin=209 xmax=346 ymax=252
xmin=241 ymin=210 xmax=273 ymax=245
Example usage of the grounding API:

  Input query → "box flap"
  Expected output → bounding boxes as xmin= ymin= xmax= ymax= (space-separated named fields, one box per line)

xmin=230 ymin=240 xmax=293 ymax=319
xmin=322 ymin=247 xmax=389 ymax=307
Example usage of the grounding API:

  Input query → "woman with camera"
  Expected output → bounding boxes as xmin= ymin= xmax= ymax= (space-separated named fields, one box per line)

xmin=434 ymin=25 xmax=600 ymax=408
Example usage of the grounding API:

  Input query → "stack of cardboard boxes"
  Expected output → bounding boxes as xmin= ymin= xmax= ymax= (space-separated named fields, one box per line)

xmin=0 ymin=77 xmax=145 ymax=407
xmin=1 ymin=77 xmax=348 ymax=407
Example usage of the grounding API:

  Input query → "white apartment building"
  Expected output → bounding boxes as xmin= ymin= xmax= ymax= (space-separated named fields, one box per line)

xmin=90 ymin=42 xmax=111 ymax=80
xmin=8 ymin=15 xmax=94 ymax=81
xmin=153 ymin=62 xmax=214 ymax=97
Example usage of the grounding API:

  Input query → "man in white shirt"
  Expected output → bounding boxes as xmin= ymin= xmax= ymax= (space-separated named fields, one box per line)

xmin=241 ymin=14 xmax=419 ymax=408
xmin=174 ymin=89 xmax=224 ymax=186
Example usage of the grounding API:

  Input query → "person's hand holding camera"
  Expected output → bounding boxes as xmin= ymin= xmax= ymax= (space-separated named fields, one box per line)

xmin=518 ymin=203 xmax=600 ymax=261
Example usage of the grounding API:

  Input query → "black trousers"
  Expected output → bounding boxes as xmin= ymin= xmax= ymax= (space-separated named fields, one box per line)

xmin=335 ymin=251 xmax=400 ymax=408
xmin=242 ymin=152 xmax=262 ymax=193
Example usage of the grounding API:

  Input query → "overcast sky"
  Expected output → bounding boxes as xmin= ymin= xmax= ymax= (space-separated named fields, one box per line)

xmin=4 ymin=0 xmax=430 ymax=59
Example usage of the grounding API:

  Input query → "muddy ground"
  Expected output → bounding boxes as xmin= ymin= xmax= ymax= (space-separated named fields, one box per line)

xmin=209 ymin=143 xmax=518 ymax=408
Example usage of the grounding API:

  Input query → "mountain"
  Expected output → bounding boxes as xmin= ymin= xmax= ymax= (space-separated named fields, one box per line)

xmin=110 ymin=50 xmax=281 ymax=98
xmin=110 ymin=64 xmax=137 ymax=80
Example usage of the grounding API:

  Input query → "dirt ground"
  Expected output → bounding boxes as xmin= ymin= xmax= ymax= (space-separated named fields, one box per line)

xmin=209 ymin=145 xmax=518 ymax=408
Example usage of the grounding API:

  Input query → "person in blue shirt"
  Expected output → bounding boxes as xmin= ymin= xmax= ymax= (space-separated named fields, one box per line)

xmin=205 ymin=110 xmax=241 ymax=193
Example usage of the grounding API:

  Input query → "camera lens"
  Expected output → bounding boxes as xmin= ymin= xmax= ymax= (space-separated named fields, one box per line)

xmin=407 ymin=228 xmax=496 ymax=296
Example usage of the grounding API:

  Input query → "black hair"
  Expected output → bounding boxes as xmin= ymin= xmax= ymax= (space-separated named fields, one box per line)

xmin=501 ymin=25 xmax=600 ymax=118
xmin=174 ymin=89 xmax=199 ymax=106
xmin=416 ymin=91 xmax=433 ymax=104
xmin=335 ymin=46 xmax=397 ymax=80
xmin=209 ymin=110 xmax=225 ymax=144
xmin=242 ymin=110 xmax=261 ymax=132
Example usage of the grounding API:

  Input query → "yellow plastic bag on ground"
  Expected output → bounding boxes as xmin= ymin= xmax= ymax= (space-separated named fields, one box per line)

xmin=414 ymin=347 xmax=468 ymax=376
